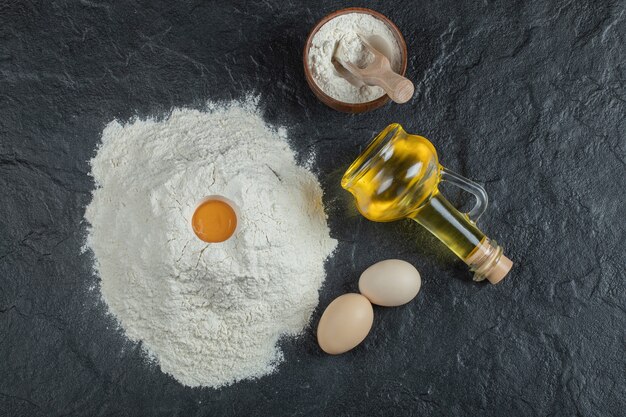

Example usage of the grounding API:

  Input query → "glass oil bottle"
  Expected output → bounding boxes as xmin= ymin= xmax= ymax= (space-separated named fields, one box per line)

xmin=342 ymin=123 xmax=512 ymax=284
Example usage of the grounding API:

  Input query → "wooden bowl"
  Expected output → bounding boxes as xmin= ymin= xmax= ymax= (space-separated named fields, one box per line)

xmin=303 ymin=7 xmax=409 ymax=113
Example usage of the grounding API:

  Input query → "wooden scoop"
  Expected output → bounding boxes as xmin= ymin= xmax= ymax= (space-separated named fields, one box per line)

xmin=334 ymin=34 xmax=414 ymax=104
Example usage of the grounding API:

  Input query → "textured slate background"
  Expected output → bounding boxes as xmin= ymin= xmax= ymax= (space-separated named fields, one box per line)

xmin=1 ymin=0 xmax=625 ymax=416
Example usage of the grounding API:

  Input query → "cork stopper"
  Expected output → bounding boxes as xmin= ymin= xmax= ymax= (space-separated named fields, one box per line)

xmin=484 ymin=254 xmax=513 ymax=284
xmin=466 ymin=239 xmax=513 ymax=284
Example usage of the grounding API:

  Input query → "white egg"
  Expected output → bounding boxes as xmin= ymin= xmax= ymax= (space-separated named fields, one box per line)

xmin=358 ymin=259 xmax=421 ymax=307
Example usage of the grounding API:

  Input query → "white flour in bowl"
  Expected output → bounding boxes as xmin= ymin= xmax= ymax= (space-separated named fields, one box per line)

xmin=307 ymin=12 xmax=402 ymax=103
xmin=84 ymin=97 xmax=337 ymax=388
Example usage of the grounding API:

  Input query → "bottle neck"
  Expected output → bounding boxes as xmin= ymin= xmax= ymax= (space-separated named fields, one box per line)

xmin=410 ymin=193 xmax=486 ymax=261
xmin=410 ymin=193 xmax=513 ymax=284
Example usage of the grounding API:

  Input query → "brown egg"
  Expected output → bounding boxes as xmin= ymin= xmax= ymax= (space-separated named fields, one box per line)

xmin=358 ymin=259 xmax=421 ymax=307
xmin=317 ymin=293 xmax=374 ymax=355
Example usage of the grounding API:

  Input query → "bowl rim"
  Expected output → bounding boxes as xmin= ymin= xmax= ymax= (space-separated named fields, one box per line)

xmin=302 ymin=7 xmax=409 ymax=113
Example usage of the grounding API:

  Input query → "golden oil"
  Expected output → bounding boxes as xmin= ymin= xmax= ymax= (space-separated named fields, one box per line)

xmin=410 ymin=192 xmax=485 ymax=260
xmin=341 ymin=124 xmax=440 ymax=222
xmin=342 ymin=124 xmax=512 ymax=284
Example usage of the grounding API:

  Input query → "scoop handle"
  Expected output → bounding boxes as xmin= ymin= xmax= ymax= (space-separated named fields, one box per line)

xmin=363 ymin=69 xmax=415 ymax=104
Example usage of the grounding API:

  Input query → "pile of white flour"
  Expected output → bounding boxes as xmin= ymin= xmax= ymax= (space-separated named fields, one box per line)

xmin=307 ymin=13 xmax=402 ymax=103
xmin=84 ymin=98 xmax=337 ymax=388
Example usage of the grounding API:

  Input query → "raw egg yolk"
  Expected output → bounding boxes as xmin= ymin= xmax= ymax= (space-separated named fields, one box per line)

xmin=191 ymin=199 xmax=237 ymax=243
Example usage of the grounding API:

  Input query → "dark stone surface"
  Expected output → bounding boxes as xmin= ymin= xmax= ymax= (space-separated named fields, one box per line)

xmin=1 ymin=0 xmax=625 ymax=416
